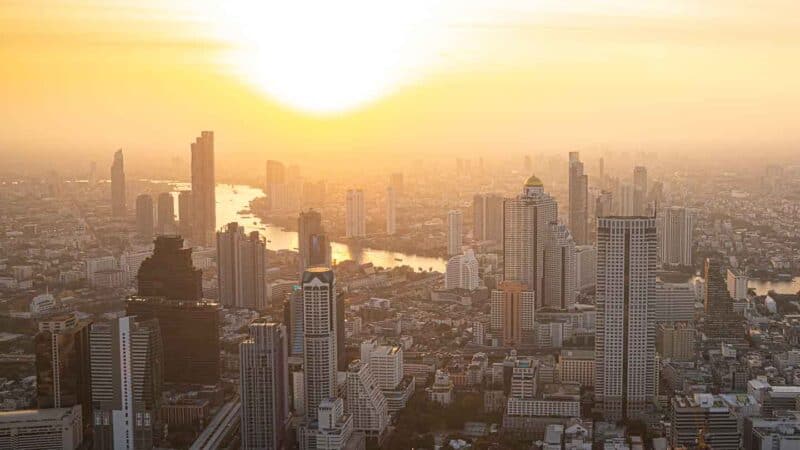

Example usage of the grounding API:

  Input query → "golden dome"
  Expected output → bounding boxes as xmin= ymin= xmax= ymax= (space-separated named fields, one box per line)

xmin=524 ymin=174 xmax=543 ymax=187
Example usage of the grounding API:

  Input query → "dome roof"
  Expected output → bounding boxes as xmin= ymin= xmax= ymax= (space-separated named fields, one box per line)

xmin=524 ymin=174 xmax=543 ymax=187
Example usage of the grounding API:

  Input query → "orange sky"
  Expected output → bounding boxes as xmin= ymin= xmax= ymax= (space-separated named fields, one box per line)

xmin=1 ymin=1 xmax=799 ymax=174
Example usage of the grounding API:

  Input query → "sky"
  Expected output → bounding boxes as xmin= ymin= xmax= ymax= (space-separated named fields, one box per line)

xmin=1 ymin=1 xmax=799 ymax=174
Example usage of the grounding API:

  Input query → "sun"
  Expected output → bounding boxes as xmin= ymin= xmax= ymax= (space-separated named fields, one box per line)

xmin=213 ymin=2 xmax=447 ymax=115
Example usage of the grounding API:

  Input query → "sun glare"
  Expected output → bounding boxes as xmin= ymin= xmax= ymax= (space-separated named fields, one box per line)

xmin=213 ymin=1 xmax=448 ymax=115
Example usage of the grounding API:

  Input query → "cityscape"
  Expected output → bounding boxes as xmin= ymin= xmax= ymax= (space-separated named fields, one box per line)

xmin=2 ymin=2 xmax=800 ymax=450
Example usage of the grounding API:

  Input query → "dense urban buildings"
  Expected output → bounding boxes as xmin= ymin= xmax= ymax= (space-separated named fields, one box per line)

xmin=191 ymin=131 xmax=215 ymax=246
xmin=110 ymin=149 xmax=126 ymax=217
xmin=217 ymin=222 xmax=268 ymax=309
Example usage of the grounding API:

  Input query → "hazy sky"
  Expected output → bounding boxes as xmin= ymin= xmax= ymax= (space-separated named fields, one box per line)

xmin=2 ymin=1 xmax=799 ymax=173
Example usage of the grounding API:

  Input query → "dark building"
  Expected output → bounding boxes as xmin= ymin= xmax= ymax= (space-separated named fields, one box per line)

xmin=137 ymin=235 xmax=202 ymax=301
xmin=157 ymin=192 xmax=175 ymax=233
xmin=35 ymin=313 xmax=93 ymax=442
xmin=178 ymin=190 xmax=193 ymax=239
xmin=473 ymin=193 xmax=504 ymax=243
xmin=298 ymin=210 xmax=330 ymax=273
xmin=126 ymin=296 xmax=221 ymax=385
xmin=136 ymin=194 xmax=154 ymax=238
xmin=111 ymin=149 xmax=126 ymax=217
xmin=337 ymin=292 xmax=346 ymax=371
xmin=703 ymin=257 xmax=744 ymax=344
xmin=191 ymin=131 xmax=215 ymax=246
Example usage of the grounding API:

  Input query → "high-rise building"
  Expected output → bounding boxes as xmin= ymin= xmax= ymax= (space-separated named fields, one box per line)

xmin=135 ymin=194 xmax=154 ymax=238
xmin=178 ymin=190 xmax=192 ymax=238
xmin=445 ymin=250 xmax=480 ymax=291
xmin=633 ymin=166 xmax=648 ymax=215
xmin=35 ymin=313 xmax=92 ymax=441
xmin=191 ymin=131 xmax=215 ymax=246
xmin=285 ymin=288 xmax=304 ymax=356
xmin=543 ymin=223 xmax=577 ymax=310
xmin=302 ymin=268 xmax=338 ymax=420
xmin=217 ymin=222 xmax=268 ymax=309
xmin=594 ymin=217 xmax=657 ymax=421
xmin=618 ymin=183 xmax=635 ymax=217
xmin=359 ymin=340 xmax=403 ymax=391
xmin=568 ymin=152 xmax=589 ymax=244
xmin=726 ymin=268 xmax=748 ymax=300
xmin=653 ymin=279 xmax=696 ymax=324
xmin=386 ymin=186 xmax=396 ymax=235
xmin=301 ymin=398 xmax=364 ymax=450
xmin=156 ymin=192 xmax=175 ymax=234
xmin=90 ymin=316 xmax=163 ymax=450
xmin=473 ymin=193 xmax=504 ymax=243
xmin=265 ymin=160 xmax=288 ymax=211
xmin=345 ymin=189 xmax=366 ymax=238
xmin=126 ymin=296 xmax=221 ymax=386
xmin=299 ymin=210 xmax=330 ymax=273
xmin=345 ymin=360 xmax=389 ymax=443
xmin=447 ymin=210 xmax=463 ymax=256
xmin=658 ymin=206 xmax=694 ymax=267
xmin=704 ymin=257 xmax=743 ymax=343
xmin=490 ymin=281 xmax=535 ymax=347
xmin=595 ymin=191 xmax=613 ymax=218
xmin=137 ymin=235 xmax=202 ymax=301
xmin=239 ymin=321 xmax=289 ymax=450
xmin=575 ymin=245 xmax=596 ymax=292
xmin=111 ymin=149 xmax=126 ymax=217
xmin=656 ymin=322 xmax=695 ymax=361
xmin=503 ymin=175 xmax=558 ymax=305
xmin=670 ymin=394 xmax=739 ymax=450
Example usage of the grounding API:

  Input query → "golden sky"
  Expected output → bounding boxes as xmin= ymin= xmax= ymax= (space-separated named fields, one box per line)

xmin=2 ymin=1 xmax=799 ymax=174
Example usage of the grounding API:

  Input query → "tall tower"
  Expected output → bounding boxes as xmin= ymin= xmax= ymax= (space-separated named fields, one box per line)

xmin=191 ymin=131 xmax=215 ymax=246
xmin=473 ymin=193 xmax=504 ymax=243
xmin=633 ymin=166 xmax=648 ymax=215
xmin=135 ymin=194 xmax=154 ymax=238
xmin=490 ymin=281 xmax=535 ymax=347
xmin=265 ymin=160 xmax=287 ymax=211
xmin=386 ymin=186 xmax=397 ymax=235
xmin=503 ymin=175 xmax=558 ymax=306
xmin=178 ymin=190 xmax=192 ymax=239
xmin=90 ymin=316 xmax=163 ymax=450
xmin=156 ymin=192 xmax=175 ymax=234
xmin=35 ymin=313 xmax=93 ymax=441
xmin=345 ymin=360 xmax=389 ymax=443
xmin=544 ymin=223 xmax=577 ymax=310
xmin=239 ymin=321 xmax=289 ymax=450
xmin=568 ymin=152 xmax=589 ymax=244
xmin=618 ymin=183 xmax=635 ymax=216
xmin=345 ymin=189 xmax=366 ymax=238
xmin=658 ymin=206 xmax=694 ymax=267
xmin=137 ymin=235 xmax=202 ymax=301
xmin=594 ymin=217 xmax=657 ymax=421
xmin=111 ymin=149 xmax=126 ymax=217
xmin=298 ymin=210 xmax=330 ymax=273
xmin=302 ymin=268 xmax=337 ymax=420
xmin=703 ymin=257 xmax=743 ymax=343
xmin=447 ymin=210 xmax=463 ymax=256
xmin=217 ymin=222 xmax=267 ymax=309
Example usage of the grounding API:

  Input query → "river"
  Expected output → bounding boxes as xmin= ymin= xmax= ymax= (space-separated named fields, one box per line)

xmin=169 ymin=183 xmax=446 ymax=272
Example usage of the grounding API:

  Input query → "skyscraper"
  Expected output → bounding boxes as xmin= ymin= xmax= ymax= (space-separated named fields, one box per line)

xmin=490 ymin=281 xmax=535 ymax=347
xmin=618 ymin=183 xmax=635 ymax=216
xmin=703 ymin=257 xmax=743 ymax=343
xmin=386 ymin=186 xmax=396 ymax=235
xmin=658 ymin=206 xmax=694 ymax=267
xmin=568 ymin=152 xmax=589 ymax=244
xmin=35 ymin=313 xmax=92 ymax=441
xmin=137 ymin=235 xmax=202 ymax=301
xmin=178 ymin=190 xmax=192 ymax=239
xmin=595 ymin=191 xmax=613 ymax=218
xmin=445 ymin=250 xmax=480 ymax=291
xmin=345 ymin=360 xmax=389 ymax=443
xmin=265 ymin=160 xmax=288 ymax=211
xmin=191 ymin=131 xmax=215 ymax=246
xmin=302 ymin=268 xmax=338 ymax=420
xmin=156 ymin=192 xmax=175 ymax=234
xmin=217 ymin=222 xmax=268 ymax=309
xmin=135 ymin=194 xmax=154 ymax=238
xmin=299 ymin=210 xmax=330 ymax=273
xmin=503 ymin=175 xmax=558 ymax=305
xmin=345 ymin=189 xmax=366 ymax=238
xmin=594 ymin=217 xmax=657 ymax=421
xmin=543 ymin=223 xmax=577 ymax=310
xmin=111 ymin=149 xmax=126 ymax=217
xmin=239 ymin=321 xmax=289 ymax=450
xmin=447 ymin=210 xmax=463 ymax=256
xmin=90 ymin=316 xmax=163 ymax=450
xmin=472 ymin=193 xmax=504 ymax=243
xmin=633 ymin=166 xmax=648 ymax=215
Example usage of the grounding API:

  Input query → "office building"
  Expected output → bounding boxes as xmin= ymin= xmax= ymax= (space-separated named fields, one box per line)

xmin=744 ymin=414 xmax=800 ymax=450
xmin=445 ymin=249 xmax=480 ymax=291
xmin=633 ymin=166 xmax=648 ymax=215
xmin=594 ymin=217 xmax=657 ymax=421
xmin=178 ymin=190 xmax=192 ymax=238
xmin=90 ymin=316 xmax=163 ymax=450
xmin=704 ymin=257 xmax=744 ymax=343
xmin=217 ymin=222 xmax=268 ymax=309
xmin=239 ymin=321 xmax=289 ymax=450
xmin=656 ymin=322 xmax=695 ymax=361
xmin=544 ymin=223 xmax=576 ymax=310
xmin=35 ymin=313 xmax=92 ymax=441
xmin=558 ymin=349 xmax=595 ymax=388
xmin=191 ymin=131 xmax=215 ymax=246
xmin=0 ymin=406 xmax=84 ymax=450
xmin=299 ymin=210 xmax=331 ymax=272
xmin=595 ymin=190 xmax=613 ymax=218
xmin=671 ymin=394 xmax=739 ymax=450
xmin=302 ymin=268 xmax=338 ymax=420
xmin=447 ymin=210 xmax=463 ymax=256
xmin=111 ymin=149 xmax=126 ymax=217
xmin=345 ymin=189 xmax=366 ymax=238
xmin=568 ymin=152 xmax=589 ymax=244
xmin=503 ymin=175 xmax=558 ymax=302
xmin=490 ymin=281 xmax=536 ymax=347
xmin=653 ymin=279 xmax=696 ymax=324
xmin=473 ymin=193 xmax=504 ymax=242
xmin=301 ymin=398 xmax=364 ymax=450
xmin=156 ymin=192 xmax=175 ymax=234
xmin=126 ymin=296 xmax=221 ymax=386
xmin=359 ymin=340 xmax=403 ymax=391
xmin=727 ymin=268 xmax=749 ymax=300
xmin=345 ymin=361 xmax=389 ymax=443
xmin=575 ymin=245 xmax=596 ymax=292
xmin=265 ymin=160 xmax=288 ymax=211
xmin=658 ymin=206 xmax=694 ymax=266
xmin=135 ymin=194 xmax=154 ymax=238
xmin=285 ymin=288 xmax=304 ymax=356
xmin=137 ymin=235 xmax=202 ymax=300
xmin=618 ymin=183 xmax=635 ymax=216
xmin=386 ymin=186 xmax=396 ymax=235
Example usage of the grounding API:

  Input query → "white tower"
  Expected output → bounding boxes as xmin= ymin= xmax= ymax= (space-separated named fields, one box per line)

xmin=302 ymin=268 xmax=337 ymax=421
